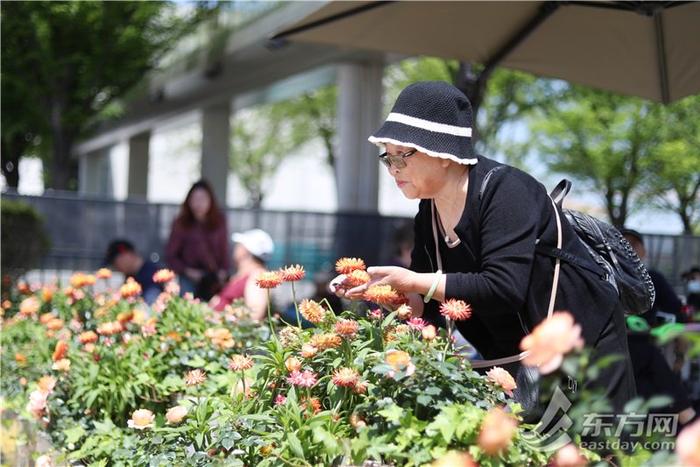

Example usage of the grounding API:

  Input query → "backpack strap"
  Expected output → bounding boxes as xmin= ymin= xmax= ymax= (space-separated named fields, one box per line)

xmin=550 ymin=179 xmax=572 ymax=208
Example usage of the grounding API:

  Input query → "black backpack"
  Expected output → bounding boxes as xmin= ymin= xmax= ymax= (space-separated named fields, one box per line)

xmin=538 ymin=179 xmax=656 ymax=315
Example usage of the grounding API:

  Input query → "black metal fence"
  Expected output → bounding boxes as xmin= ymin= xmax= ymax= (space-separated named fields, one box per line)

xmin=2 ymin=192 xmax=413 ymax=281
xmin=3 ymin=191 xmax=700 ymax=290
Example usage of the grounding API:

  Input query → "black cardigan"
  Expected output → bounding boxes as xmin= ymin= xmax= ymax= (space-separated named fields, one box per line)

xmin=411 ymin=155 xmax=619 ymax=360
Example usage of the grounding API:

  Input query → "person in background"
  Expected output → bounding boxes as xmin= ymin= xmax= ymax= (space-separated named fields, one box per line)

xmin=166 ymin=180 xmax=230 ymax=301
xmin=209 ymin=229 xmax=273 ymax=321
xmin=388 ymin=221 xmax=414 ymax=268
xmin=682 ymin=266 xmax=700 ymax=312
xmin=104 ymin=239 xmax=163 ymax=304
xmin=621 ymin=228 xmax=684 ymax=325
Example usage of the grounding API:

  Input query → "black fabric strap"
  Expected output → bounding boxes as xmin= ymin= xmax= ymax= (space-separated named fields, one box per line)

xmin=535 ymin=244 xmax=607 ymax=279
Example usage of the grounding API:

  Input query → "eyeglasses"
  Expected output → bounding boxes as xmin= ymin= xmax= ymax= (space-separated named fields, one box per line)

xmin=378 ymin=149 xmax=417 ymax=169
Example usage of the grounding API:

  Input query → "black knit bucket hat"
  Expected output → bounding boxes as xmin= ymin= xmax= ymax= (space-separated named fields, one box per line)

xmin=368 ymin=81 xmax=477 ymax=165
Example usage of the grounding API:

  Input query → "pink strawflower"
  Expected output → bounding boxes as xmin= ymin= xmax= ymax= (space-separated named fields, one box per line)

xmin=406 ymin=317 xmax=428 ymax=331
xmin=286 ymin=370 xmax=318 ymax=388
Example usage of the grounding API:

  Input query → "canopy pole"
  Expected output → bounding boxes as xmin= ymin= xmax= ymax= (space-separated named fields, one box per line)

xmin=654 ymin=10 xmax=671 ymax=104
xmin=464 ymin=2 xmax=560 ymax=117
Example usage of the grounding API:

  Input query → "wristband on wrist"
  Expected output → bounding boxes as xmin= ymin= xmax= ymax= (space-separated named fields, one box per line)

xmin=423 ymin=270 xmax=442 ymax=303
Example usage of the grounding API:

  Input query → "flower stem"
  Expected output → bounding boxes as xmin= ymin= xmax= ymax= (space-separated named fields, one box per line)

xmin=267 ymin=290 xmax=277 ymax=340
xmin=291 ymin=282 xmax=301 ymax=328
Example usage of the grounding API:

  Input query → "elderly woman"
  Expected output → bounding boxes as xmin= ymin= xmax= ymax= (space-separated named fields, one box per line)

xmin=335 ymin=81 xmax=635 ymax=413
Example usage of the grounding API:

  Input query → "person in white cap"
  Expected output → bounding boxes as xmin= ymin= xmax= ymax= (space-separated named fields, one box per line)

xmin=210 ymin=229 xmax=274 ymax=320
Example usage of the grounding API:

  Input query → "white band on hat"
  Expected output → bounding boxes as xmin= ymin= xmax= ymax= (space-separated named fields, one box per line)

xmin=385 ymin=112 xmax=472 ymax=137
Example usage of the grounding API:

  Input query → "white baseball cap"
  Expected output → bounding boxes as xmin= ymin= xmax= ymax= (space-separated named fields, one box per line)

xmin=232 ymin=229 xmax=274 ymax=260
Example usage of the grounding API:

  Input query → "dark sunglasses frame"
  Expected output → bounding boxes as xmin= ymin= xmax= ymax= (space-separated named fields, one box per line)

xmin=378 ymin=148 xmax=417 ymax=169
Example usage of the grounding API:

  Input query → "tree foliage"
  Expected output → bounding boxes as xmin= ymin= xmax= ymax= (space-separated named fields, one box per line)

xmin=531 ymin=87 xmax=699 ymax=230
xmin=230 ymin=86 xmax=336 ymax=208
xmin=0 ymin=1 xmax=214 ymax=189
xmin=642 ymin=96 xmax=700 ymax=233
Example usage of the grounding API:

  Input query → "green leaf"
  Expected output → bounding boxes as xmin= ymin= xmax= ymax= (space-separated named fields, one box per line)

xmin=378 ymin=404 xmax=404 ymax=425
xmin=286 ymin=432 xmax=305 ymax=458
xmin=64 ymin=424 xmax=86 ymax=444
xmin=185 ymin=356 xmax=208 ymax=368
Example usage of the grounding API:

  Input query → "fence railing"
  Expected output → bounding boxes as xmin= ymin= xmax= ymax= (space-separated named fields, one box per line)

xmin=2 ymin=192 xmax=413 ymax=281
xmin=3 ymin=192 xmax=699 ymax=290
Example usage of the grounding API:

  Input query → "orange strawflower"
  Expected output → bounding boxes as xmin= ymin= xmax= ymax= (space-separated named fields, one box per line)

xmin=353 ymin=380 xmax=368 ymax=394
xmin=285 ymin=356 xmax=302 ymax=373
xmin=40 ymin=313 xmax=55 ymax=325
xmin=255 ymin=271 xmax=282 ymax=289
xmin=120 ymin=278 xmax=142 ymax=299
xmin=310 ymin=333 xmax=342 ymax=350
xmin=184 ymin=369 xmax=207 ymax=386
xmin=152 ymin=269 xmax=175 ymax=284
xmin=396 ymin=304 xmax=413 ymax=320
xmin=204 ymin=327 xmax=235 ymax=349
xmin=52 ymin=359 xmax=71 ymax=372
xmin=116 ymin=310 xmax=134 ymax=324
xmin=70 ymin=272 xmax=96 ymax=288
xmin=439 ymin=299 xmax=472 ymax=321
xmin=19 ymin=297 xmax=41 ymax=316
xmin=52 ymin=340 xmax=68 ymax=362
xmin=422 ymin=325 xmax=437 ymax=340
xmin=300 ymin=396 xmax=322 ymax=414
xmin=299 ymin=299 xmax=326 ymax=324
xmin=478 ymin=407 xmax=517 ymax=455
xmin=335 ymin=257 xmax=366 ymax=275
xmin=280 ymin=264 xmax=305 ymax=282
xmin=96 ymin=268 xmax=112 ymax=279
xmin=350 ymin=413 xmax=367 ymax=429
xmin=344 ymin=269 xmax=371 ymax=287
xmin=385 ymin=349 xmax=416 ymax=377
xmin=334 ymin=319 xmax=359 ymax=339
xmin=78 ymin=331 xmax=98 ymax=344
xmin=676 ymin=419 xmax=700 ymax=467
xmin=96 ymin=321 xmax=123 ymax=336
xmin=300 ymin=344 xmax=318 ymax=359
xmin=127 ymin=409 xmax=155 ymax=430
xmin=15 ymin=353 xmax=27 ymax=365
xmin=46 ymin=318 xmax=64 ymax=331
xmin=228 ymin=354 xmax=254 ymax=371
xmin=431 ymin=451 xmax=477 ymax=467
xmin=331 ymin=367 xmax=360 ymax=388
xmin=486 ymin=367 xmax=517 ymax=397
xmin=520 ymin=311 xmax=584 ymax=375
xmin=363 ymin=284 xmax=400 ymax=306
xmin=551 ymin=444 xmax=588 ymax=467
xmin=37 ymin=375 xmax=57 ymax=393
xmin=41 ymin=286 xmax=55 ymax=302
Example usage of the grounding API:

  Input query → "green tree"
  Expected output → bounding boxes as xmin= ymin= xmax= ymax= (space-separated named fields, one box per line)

xmin=230 ymin=86 xmax=336 ymax=208
xmin=531 ymin=87 xmax=659 ymax=227
xmin=642 ymin=96 xmax=700 ymax=234
xmin=0 ymin=1 xmax=213 ymax=190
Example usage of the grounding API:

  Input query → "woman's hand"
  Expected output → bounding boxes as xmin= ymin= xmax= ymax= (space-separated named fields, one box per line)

xmin=329 ymin=266 xmax=417 ymax=300
xmin=365 ymin=266 xmax=417 ymax=293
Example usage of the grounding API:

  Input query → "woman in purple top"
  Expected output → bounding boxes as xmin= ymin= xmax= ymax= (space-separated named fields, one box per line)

xmin=166 ymin=180 xmax=230 ymax=300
